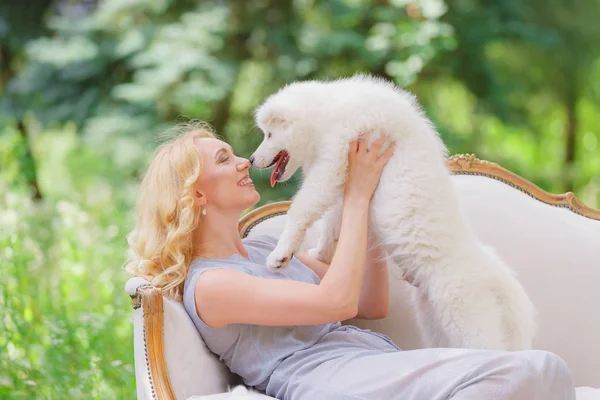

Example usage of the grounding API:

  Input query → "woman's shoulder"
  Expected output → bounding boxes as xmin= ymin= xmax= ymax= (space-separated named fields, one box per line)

xmin=186 ymin=234 xmax=279 ymax=277
xmin=242 ymin=233 xmax=279 ymax=249
xmin=184 ymin=234 xmax=280 ymax=289
xmin=184 ymin=252 xmax=258 ymax=305
xmin=241 ymin=234 xmax=280 ymax=263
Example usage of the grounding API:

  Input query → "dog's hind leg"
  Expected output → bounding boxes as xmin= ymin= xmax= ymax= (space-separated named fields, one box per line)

xmin=426 ymin=275 xmax=510 ymax=351
xmin=308 ymin=198 xmax=343 ymax=264
xmin=411 ymin=290 xmax=452 ymax=348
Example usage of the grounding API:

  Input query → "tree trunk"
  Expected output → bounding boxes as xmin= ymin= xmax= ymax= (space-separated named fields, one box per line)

xmin=211 ymin=91 xmax=233 ymax=138
xmin=1 ymin=44 xmax=43 ymax=200
xmin=17 ymin=120 xmax=43 ymax=201
xmin=563 ymin=85 xmax=577 ymax=193
xmin=209 ymin=1 xmax=251 ymax=138
xmin=0 ymin=44 xmax=13 ymax=89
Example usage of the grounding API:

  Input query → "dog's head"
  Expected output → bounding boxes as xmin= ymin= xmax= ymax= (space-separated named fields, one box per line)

xmin=251 ymin=83 xmax=321 ymax=187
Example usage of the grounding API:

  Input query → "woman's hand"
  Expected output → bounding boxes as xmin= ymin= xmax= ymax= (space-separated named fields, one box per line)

xmin=344 ymin=130 xmax=395 ymax=203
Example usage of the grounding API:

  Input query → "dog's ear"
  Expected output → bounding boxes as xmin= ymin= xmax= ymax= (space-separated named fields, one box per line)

xmin=255 ymin=100 xmax=292 ymax=129
xmin=257 ymin=110 xmax=290 ymax=129
xmin=267 ymin=114 xmax=288 ymax=127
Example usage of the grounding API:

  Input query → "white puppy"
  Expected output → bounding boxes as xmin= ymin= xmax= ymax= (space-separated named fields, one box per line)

xmin=250 ymin=74 xmax=536 ymax=351
xmin=187 ymin=385 xmax=272 ymax=399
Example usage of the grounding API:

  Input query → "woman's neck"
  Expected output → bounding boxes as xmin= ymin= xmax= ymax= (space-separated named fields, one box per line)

xmin=193 ymin=209 xmax=248 ymax=260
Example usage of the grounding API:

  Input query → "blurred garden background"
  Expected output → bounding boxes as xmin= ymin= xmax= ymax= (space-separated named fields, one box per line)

xmin=1 ymin=0 xmax=599 ymax=398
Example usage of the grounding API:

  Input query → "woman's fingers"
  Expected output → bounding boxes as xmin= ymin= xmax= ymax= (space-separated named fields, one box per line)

xmin=350 ymin=130 xmax=396 ymax=165
xmin=349 ymin=138 xmax=359 ymax=156
xmin=356 ymin=134 xmax=364 ymax=153
xmin=357 ymin=130 xmax=373 ymax=153
xmin=345 ymin=130 xmax=396 ymax=202
xmin=369 ymin=136 xmax=387 ymax=158
xmin=376 ymin=142 xmax=396 ymax=166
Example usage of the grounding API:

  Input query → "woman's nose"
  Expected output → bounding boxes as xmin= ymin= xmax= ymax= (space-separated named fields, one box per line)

xmin=237 ymin=158 xmax=251 ymax=171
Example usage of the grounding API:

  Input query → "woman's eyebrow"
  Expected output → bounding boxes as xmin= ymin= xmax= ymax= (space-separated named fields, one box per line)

xmin=214 ymin=146 xmax=233 ymax=158
xmin=214 ymin=148 xmax=227 ymax=158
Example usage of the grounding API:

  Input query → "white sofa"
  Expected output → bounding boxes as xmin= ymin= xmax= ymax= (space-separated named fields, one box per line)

xmin=125 ymin=154 xmax=600 ymax=400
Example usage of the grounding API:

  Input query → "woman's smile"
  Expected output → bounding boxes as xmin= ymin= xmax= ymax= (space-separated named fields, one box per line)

xmin=237 ymin=175 xmax=254 ymax=187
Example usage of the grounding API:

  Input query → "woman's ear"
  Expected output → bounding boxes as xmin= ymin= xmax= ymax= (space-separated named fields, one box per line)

xmin=194 ymin=189 xmax=206 ymax=207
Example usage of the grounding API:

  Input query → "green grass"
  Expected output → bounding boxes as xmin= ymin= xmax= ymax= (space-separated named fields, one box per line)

xmin=0 ymin=185 xmax=136 ymax=399
xmin=1 ymin=130 xmax=138 ymax=399
xmin=0 ymin=186 xmax=138 ymax=399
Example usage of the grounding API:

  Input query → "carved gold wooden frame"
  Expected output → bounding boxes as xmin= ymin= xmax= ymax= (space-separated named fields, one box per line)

xmin=239 ymin=153 xmax=600 ymax=237
xmin=130 ymin=153 xmax=600 ymax=400
xmin=132 ymin=285 xmax=177 ymax=400
xmin=446 ymin=154 xmax=600 ymax=220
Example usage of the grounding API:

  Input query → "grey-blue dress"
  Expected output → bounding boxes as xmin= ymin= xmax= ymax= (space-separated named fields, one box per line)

xmin=183 ymin=234 xmax=575 ymax=400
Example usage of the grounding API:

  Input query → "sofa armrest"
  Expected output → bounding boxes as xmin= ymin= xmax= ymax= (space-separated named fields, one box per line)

xmin=128 ymin=277 xmax=235 ymax=400
xmin=130 ymin=283 xmax=177 ymax=400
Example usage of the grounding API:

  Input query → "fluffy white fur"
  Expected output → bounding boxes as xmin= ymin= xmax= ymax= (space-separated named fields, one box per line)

xmin=250 ymin=74 xmax=536 ymax=351
xmin=187 ymin=385 xmax=272 ymax=399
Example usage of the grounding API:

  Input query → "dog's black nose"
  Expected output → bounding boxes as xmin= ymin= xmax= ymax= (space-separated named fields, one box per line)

xmin=249 ymin=155 xmax=255 ymax=166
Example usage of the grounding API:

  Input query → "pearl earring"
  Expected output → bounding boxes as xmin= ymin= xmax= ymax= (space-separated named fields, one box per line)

xmin=201 ymin=204 xmax=207 ymax=216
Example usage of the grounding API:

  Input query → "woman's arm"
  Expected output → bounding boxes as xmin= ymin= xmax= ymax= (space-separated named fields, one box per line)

xmin=357 ymin=232 xmax=389 ymax=319
xmin=195 ymin=196 xmax=371 ymax=328
xmin=194 ymin=269 xmax=353 ymax=328
xmin=296 ymin=231 xmax=390 ymax=320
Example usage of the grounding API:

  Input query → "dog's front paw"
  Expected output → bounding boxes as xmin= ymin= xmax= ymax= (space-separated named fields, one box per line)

xmin=267 ymin=246 xmax=294 ymax=270
xmin=306 ymin=247 xmax=321 ymax=260
xmin=307 ymin=244 xmax=335 ymax=264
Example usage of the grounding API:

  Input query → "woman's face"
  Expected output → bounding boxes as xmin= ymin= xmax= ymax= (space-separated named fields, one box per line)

xmin=195 ymin=137 xmax=260 ymax=214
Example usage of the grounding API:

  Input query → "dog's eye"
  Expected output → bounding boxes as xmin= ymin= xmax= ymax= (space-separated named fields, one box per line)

xmin=267 ymin=132 xmax=272 ymax=139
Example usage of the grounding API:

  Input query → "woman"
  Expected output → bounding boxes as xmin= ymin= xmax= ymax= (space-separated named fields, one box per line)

xmin=127 ymin=122 xmax=575 ymax=400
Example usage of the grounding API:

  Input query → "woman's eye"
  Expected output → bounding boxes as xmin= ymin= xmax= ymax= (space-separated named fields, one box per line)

xmin=267 ymin=132 xmax=272 ymax=139
xmin=219 ymin=156 xmax=230 ymax=163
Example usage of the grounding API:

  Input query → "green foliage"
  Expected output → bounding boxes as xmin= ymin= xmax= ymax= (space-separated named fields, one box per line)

xmin=1 ymin=0 xmax=599 ymax=398
xmin=1 ymin=129 xmax=137 ymax=398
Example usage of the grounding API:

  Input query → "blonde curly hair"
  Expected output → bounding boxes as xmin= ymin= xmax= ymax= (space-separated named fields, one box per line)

xmin=125 ymin=121 xmax=216 ymax=302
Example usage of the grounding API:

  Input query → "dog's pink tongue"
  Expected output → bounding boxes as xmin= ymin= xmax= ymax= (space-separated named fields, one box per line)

xmin=270 ymin=155 xmax=284 ymax=187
